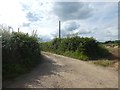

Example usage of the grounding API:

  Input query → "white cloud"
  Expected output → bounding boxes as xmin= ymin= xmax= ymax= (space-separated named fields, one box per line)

xmin=0 ymin=1 xmax=118 ymax=42
xmin=0 ymin=0 xmax=28 ymax=30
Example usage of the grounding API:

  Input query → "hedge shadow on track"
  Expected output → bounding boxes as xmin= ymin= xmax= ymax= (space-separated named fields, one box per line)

xmin=2 ymin=54 xmax=62 ymax=88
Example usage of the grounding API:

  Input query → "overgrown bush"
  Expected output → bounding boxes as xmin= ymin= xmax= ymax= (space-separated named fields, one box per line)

xmin=2 ymin=29 xmax=41 ymax=80
xmin=41 ymin=36 xmax=111 ymax=60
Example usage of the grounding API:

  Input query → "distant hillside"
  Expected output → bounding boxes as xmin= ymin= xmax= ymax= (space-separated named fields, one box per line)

xmin=104 ymin=40 xmax=120 ymax=44
xmin=99 ymin=40 xmax=120 ymax=48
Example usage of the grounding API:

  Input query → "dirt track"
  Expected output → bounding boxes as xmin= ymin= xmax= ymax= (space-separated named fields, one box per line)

xmin=3 ymin=52 xmax=118 ymax=88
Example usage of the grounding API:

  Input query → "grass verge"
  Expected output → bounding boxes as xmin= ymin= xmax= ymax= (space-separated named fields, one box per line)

xmin=92 ymin=60 xmax=116 ymax=67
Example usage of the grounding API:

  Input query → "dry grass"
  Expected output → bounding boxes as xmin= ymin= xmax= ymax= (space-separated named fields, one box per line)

xmin=92 ymin=60 xmax=116 ymax=67
xmin=90 ymin=46 xmax=119 ymax=69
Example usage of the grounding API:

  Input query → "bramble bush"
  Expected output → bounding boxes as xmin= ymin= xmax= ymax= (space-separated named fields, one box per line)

xmin=2 ymin=28 xmax=41 ymax=80
xmin=41 ymin=36 xmax=111 ymax=60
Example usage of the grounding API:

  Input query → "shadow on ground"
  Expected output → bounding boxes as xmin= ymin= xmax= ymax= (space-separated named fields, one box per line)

xmin=3 ymin=54 xmax=62 ymax=88
xmin=90 ymin=48 xmax=119 ymax=61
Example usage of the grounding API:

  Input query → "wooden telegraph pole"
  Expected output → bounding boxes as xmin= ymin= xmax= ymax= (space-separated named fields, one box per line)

xmin=59 ymin=21 xmax=61 ymax=38
xmin=18 ymin=28 xmax=19 ymax=32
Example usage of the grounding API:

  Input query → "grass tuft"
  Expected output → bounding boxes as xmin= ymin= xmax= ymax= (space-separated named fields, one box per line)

xmin=92 ymin=60 xmax=114 ymax=67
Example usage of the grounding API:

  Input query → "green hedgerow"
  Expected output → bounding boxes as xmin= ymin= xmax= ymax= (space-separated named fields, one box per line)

xmin=41 ymin=35 xmax=111 ymax=60
xmin=2 ymin=29 xmax=41 ymax=80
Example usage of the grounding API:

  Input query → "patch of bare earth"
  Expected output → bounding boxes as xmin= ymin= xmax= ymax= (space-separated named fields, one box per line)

xmin=105 ymin=47 xmax=119 ymax=70
xmin=3 ymin=52 xmax=118 ymax=88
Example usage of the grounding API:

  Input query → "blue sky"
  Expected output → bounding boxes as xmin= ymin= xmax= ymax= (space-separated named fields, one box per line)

xmin=0 ymin=0 xmax=118 ymax=42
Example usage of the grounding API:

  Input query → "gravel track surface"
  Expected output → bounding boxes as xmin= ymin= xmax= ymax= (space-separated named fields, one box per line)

xmin=3 ymin=52 xmax=118 ymax=88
